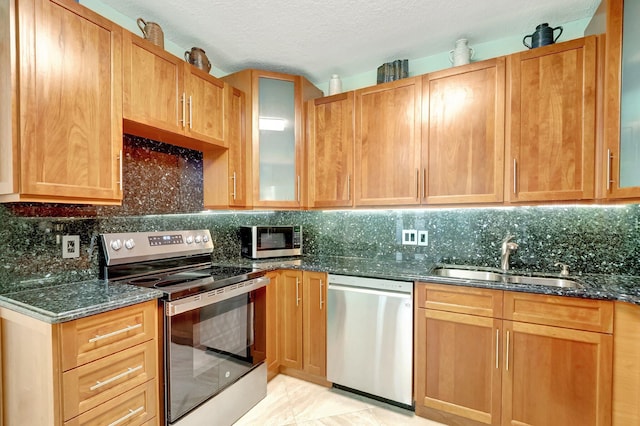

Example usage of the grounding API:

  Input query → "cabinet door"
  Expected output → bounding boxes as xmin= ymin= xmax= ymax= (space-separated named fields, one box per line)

xmin=302 ymin=271 xmax=327 ymax=377
xmin=185 ymin=65 xmax=226 ymax=145
xmin=265 ymin=271 xmax=280 ymax=380
xmin=307 ymin=93 xmax=354 ymax=208
xmin=278 ymin=270 xmax=303 ymax=370
xmin=423 ymin=58 xmax=505 ymax=204
xmin=506 ymin=36 xmax=596 ymax=202
xmin=415 ymin=308 xmax=502 ymax=425
xmin=122 ymin=31 xmax=184 ymax=134
xmin=228 ymin=86 xmax=249 ymax=207
xmin=602 ymin=0 xmax=640 ymax=199
xmin=502 ymin=321 xmax=612 ymax=426
xmin=18 ymin=0 xmax=122 ymax=202
xmin=355 ymin=78 xmax=422 ymax=206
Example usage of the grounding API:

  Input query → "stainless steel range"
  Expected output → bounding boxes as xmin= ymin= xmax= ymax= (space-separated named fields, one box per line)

xmin=100 ymin=230 xmax=269 ymax=426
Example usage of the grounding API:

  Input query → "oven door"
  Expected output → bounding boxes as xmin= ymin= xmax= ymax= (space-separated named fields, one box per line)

xmin=164 ymin=278 xmax=268 ymax=423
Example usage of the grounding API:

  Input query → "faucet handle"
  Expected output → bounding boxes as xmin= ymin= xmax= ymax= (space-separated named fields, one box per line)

xmin=554 ymin=262 xmax=570 ymax=277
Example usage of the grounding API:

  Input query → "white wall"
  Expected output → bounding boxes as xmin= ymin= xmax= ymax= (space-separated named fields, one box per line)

xmin=81 ymin=0 xmax=591 ymax=91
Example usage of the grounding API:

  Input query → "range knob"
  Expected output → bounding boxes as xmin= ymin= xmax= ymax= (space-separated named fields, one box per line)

xmin=124 ymin=239 xmax=136 ymax=250
xmin=186 ymin=236 xmax=194 ymax=244
xmin=195 ymin=235 xmax=202 ymax=244
xmin=110 ymin=239 xmax=122 ymax=251
xmin=202 ymin=234 xmax=210 ymax=243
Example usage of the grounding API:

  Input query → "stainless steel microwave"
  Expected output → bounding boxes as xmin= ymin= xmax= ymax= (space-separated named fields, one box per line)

xmin=240 ymin=226 xmax=302 ymax=259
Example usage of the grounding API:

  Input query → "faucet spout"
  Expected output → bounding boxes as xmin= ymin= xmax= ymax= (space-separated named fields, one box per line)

xmin=500 ymin=234 xmax=518 ymax=272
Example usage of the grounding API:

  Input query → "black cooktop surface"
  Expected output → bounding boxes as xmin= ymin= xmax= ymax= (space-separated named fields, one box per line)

xmin=123 ymin=265 xmax=265 ymax=300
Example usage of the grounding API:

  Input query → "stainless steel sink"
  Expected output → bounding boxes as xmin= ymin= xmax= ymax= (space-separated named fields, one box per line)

xmin=431 ymin=268 xmax=504 ymax=282
xmin=431 ymin=267 xmax=582 ymax=289
xmin=506 ymin=275 xmax=581 ymax=289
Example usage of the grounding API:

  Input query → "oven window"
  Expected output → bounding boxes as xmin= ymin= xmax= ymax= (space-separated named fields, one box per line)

xmin=166 ymin=289 xmax=266 ymax=422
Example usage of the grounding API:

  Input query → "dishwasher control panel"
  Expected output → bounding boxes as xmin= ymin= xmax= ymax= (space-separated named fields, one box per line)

xmin=327 ymin=274 xmax=413 ymax=294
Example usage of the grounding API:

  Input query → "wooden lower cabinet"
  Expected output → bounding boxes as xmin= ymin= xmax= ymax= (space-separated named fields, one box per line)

xmin=275 ymin=270 xmax=328 ymax=384
xmin=415 ymin=283 xmax=502 ymax=426
xmin=502 ymin=320 xmax=612 ymax=426
xmin=0 ymin=300 xmax=159 ymax=426
xmin=612 ymin=302 xmax=640 ymax=425
xmin=265 ymin=270 xmax=280 ymax=380
xmin=302 ymin=271 xmax=327 ymax=377
xmin=415 ymin=283 xmax=613 ymax=426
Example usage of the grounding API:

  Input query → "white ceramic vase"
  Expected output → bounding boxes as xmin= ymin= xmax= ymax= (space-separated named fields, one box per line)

xmin=449 ymin=39 xmax=475 ymax=66
xmin=328 ymin=74 xmax=342 ymax=95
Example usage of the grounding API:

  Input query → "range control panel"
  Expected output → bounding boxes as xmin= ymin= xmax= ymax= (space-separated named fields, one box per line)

xmin=101 ymin=230 xmax=213 ymax=266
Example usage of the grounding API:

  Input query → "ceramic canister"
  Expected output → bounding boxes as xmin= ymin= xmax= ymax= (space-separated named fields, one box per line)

xmin=328 ymin=74 xmax=342 ymax=95
xmin=449 ymin=38 xmax=475 ymax=66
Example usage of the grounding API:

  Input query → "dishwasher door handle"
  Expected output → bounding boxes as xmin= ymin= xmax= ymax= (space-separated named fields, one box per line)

xmin=328 ymin=283 xmax=411 ymax=299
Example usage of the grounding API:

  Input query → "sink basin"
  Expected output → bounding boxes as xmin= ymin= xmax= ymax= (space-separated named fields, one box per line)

xmin=431 ymin=267 xmax=582 ymax=289
xmin=431 ymin=268 xmax=504 ymax=282
xmin=506 ymin=275 xmax=581 ymax=289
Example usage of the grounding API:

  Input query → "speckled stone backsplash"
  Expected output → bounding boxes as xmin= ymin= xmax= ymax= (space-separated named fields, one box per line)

xmin=2 ymin=203 xmax=640 ymax=290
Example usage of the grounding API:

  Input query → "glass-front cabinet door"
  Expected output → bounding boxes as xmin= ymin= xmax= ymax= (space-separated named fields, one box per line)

xmin=604 ymin=0 xmax=640 ymax=198
xmin=221 ymin=69 xmax=323 ymax=208
xmin=258 ymin=77 xmax=297 ymax=202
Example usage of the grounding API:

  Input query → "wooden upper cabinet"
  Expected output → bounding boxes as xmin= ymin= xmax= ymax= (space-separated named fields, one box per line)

xmin=183 ymin=65 xmax=226 ymax=146
xmin=422 ymin=58 xmax=505 ymax=204
xmin=0 ymin=0 xmax=123 ymax=204
xmin=354 ymin=77 xmax=422 ymax=206
xmin=599 ymin=0 xmax=640 ymax=200
xmin=122 ymin=31 xmax=183 ymax=135
xmin=506 ymin=36 xmax=597 ymax=203
xmin=222 ymin=69 xmax=323 ymax=209
xmin=307 ymin=92 xmax=354 ymax=208
xmin=122 ymin=30 xmax=226 ymax=150
xmin=227 ymin=86 xmax=249 ymax=207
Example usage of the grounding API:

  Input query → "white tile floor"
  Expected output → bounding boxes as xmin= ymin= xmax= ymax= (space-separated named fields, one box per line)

xmin=234 ymin=374 xmax=446 ymax=426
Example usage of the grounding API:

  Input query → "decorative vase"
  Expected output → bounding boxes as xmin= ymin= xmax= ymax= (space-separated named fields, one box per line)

xmin=329 ymin=74 xmax=342 ymax=95
xmin=449 ymin=38 xmax=475 ymax=67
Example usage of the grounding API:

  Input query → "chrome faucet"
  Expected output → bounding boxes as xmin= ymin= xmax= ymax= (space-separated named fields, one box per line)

xmin=500 ymin=234 xmax=518 ymax=272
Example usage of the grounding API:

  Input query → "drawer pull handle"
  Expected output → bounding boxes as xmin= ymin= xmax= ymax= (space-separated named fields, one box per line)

xmin=90 ymin=364 xmax=143 ymax=391
xmin=89 ymin=323 xmax=143 ymax=343
xmin=108 ymin=406 xmax=144 ymax=426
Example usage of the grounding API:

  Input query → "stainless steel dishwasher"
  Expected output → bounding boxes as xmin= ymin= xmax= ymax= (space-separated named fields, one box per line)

xmin=326 ymin=274 xmax=413 ymax=408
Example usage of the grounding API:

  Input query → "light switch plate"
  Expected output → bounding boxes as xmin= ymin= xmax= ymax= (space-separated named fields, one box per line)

xmin=418 ymin=230 xmax=429 ymax=246
xmin=402 ymin=230 xmax=417 ymax=245
xmin=62 ymin=235 xmax=80 ymax=258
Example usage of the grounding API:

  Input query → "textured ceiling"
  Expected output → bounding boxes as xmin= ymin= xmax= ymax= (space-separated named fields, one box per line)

xmin=102 ymin=0 xmax=600 ymax=83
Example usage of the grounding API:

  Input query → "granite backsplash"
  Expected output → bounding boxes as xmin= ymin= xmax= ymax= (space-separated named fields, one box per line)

xmin=1 ymin=136 xmax=639 ymax=290
xmin=2 ymin=204 xmax=640 ymax=290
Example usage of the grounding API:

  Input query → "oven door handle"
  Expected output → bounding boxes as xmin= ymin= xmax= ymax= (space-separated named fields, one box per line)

xmin=165 ymin=276 xmax=270 ymax=316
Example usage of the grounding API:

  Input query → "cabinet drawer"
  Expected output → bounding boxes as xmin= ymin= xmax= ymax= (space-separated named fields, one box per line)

xmin=63 ymin=340 xmax=157 ymax=420
xmin=64 ymin=380 xmax=157 ymax=426
xmin=61 ymin=300 xmax=157 ymax=370
xmin=504 ymin=291 xmax=613 ymax=333
xmin=416 ymin=282 xmax=503 ymax=317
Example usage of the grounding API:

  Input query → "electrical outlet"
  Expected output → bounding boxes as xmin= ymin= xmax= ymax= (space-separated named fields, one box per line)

xmin=402 ymin=229 xmax=417 ymax=245
xmin=418 ymin=230 xmax=429 ymax=246
xmin=62 ymin=235 xmax=80 ymax=258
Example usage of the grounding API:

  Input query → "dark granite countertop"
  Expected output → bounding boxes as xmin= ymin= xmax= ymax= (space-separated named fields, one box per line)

xmin=0 ymin=280 xmax=163 ymax=324
xmin=4 ymin=253 xmax=640 ymax=324
xmin=216 ymin=255 xmax=640 ymax=305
